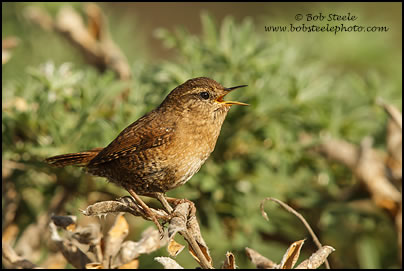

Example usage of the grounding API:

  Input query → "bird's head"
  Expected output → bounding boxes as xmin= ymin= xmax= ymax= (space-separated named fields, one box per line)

xmin=161 ymin=77 xmax=248 ymax=119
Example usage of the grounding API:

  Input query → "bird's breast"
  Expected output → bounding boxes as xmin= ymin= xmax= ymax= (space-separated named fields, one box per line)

xmin=166 ymin=114 xmax=225 ymax=189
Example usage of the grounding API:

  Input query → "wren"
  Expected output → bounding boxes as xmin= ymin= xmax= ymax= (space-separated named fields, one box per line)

xmin=45 ymin=77 xmax=248 ymax=232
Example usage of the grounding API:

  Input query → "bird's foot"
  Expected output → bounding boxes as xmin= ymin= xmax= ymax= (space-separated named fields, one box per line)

xmin=147 ymin=193 xmax=196 ymax=217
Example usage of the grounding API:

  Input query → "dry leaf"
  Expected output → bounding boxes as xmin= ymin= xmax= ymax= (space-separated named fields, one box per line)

xmin=117 ymin=259 xmax=139 ymax=269
xmin=81 ymin=200 xmax=133 ymax=217
xmin=155 ymin=257 xmax=184 ymax=269
xmin=221 ymin=251 xmax=236 ymax=269
xmin=167 ymin=239 xmax=185 ymax=257
xmin=2 ymin=242 xmax=40 ymax=269
xmin=103 ymin=213 xmax=129 ymax=268
xmin=81 ymin=199 xmax=167 ymax=219
xmin=167 ymin=203 xmax=189 ymax=239
xmin=85 ymin=262 xmax=103 ymax=269
xmin=2 ymin=224 xmax=19 ymax=244
xmin=72 ymin=223 xmax=102 ymax=245
xmin=41 ymin=252 xmax=67 ymax=269
xmin=117 ymin=227 xmax=167 ymax=265
xmin=376 ymin=97 xmax=402 ymax=130
xmin=23 ymin=6 xmax=54 ymax=30
xmin=317 ymin=137 xmax=401 ymax=215
xmin=52 ymin=237 xmax=92 ymax=269
xmin=188 ymin=241 xmax=212 ymax=266
xmin=245 ymin=247 xmax=276 ymax=269
xmin=186 ymin=215 xmax=212 ymax=265
xmin=386 ymin=119 xmax=402 ymax=181
xmin=108 ymin=214 xmax=129 ymax=239
xmin=279 ymin=239 xmax=305 ymax=269
xmin=295 ymin=246 xmax=335 ymax=269
xmin=85 ymin=3 xmax=104 ymax=41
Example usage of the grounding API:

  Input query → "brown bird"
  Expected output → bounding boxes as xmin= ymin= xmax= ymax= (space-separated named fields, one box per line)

xmin=45 ymin=77 xmax=247 ymax=232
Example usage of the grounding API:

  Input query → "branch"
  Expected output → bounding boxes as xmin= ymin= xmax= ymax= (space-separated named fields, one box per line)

xmin=82 ymin=197 xmax=213 ymax=269
xmin=165 ymin=201 xmax=213 ymax=269
xmin=2 ymin=242 xmax=41 ymax=269
xmin=260 ymin=197 xmax=331 ymax=269
xmin=24 ymin=4 xmax=131 ymax=81
xmin=316 ymin=137 xmax=401 ymax=214
xmin=376 ymin=97 xmax=402 ymax=130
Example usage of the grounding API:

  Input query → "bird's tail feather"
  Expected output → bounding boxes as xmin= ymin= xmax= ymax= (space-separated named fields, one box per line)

xmin=45 ymin=148 xmax=103 ymax=167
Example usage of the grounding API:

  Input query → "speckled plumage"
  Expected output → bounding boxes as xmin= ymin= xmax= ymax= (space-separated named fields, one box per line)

xmin=45 ymin=77 xmax=247 ymax=195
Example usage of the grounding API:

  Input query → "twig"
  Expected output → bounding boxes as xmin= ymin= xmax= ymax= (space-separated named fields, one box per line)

xmin=376 ymin=97 xmax=402 ymax=130
xmin=14 ymin=188 xmax=70 ymax=260
xmin=80 ymin=198 xmax=169 ymax=220
xmin=49 ymin=221 xmax=92 ymax=269
xmin=2 ymin=180 xmax=19 ymax=233
xmin=81 ymin=197 xmax=213 ymax=268
xmin=165 ymin=201 xmax=213 ymax=269
xmin=24 ymin=4 xmax=131 ymax=81
xmin=316 ymin=137 xmax=401 ymax=214
xmin=182 ymin=228 xmax=212 ymax=269
xmin=117 ymin=226 xmax=167 ymax=266
xmin=2 ymin=242 xmax=41 ymax=269
xmin=260 ymin=197 xmax=331 ymax=269
xmin=102 ymin=213 xmax=129 ymax=268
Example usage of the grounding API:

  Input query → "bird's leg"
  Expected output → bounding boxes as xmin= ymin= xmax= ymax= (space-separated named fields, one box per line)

xmin=117 ymin=195 xmax=153 ymax=220
xmin=126 ymin=188 xmax=164 ymax=235
xmin=154 ymin=192 xmax=174 ymax=213
xmin=142 ymin=192 xmax=174 ymax=213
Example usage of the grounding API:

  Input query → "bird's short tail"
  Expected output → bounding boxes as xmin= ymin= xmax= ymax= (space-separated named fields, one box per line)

xmin=45 ymin=148 xmax=103 ymax=167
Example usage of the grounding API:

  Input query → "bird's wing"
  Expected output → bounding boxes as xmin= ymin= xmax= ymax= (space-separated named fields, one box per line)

xmin=88 ymin=110 xmax=175 ymax=166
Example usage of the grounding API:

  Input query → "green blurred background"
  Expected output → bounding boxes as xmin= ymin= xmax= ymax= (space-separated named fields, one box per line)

xmin=2 ymin=2 xmax=402 ymax=269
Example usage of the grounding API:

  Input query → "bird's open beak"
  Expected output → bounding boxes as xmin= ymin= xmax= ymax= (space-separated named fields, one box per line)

xmin=215 ymin=85 xmax=249 ymax=106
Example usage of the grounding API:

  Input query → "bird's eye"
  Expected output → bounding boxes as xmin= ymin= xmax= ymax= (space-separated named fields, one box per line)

xmin=199 ymin=92 xmax=210 ymax=100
